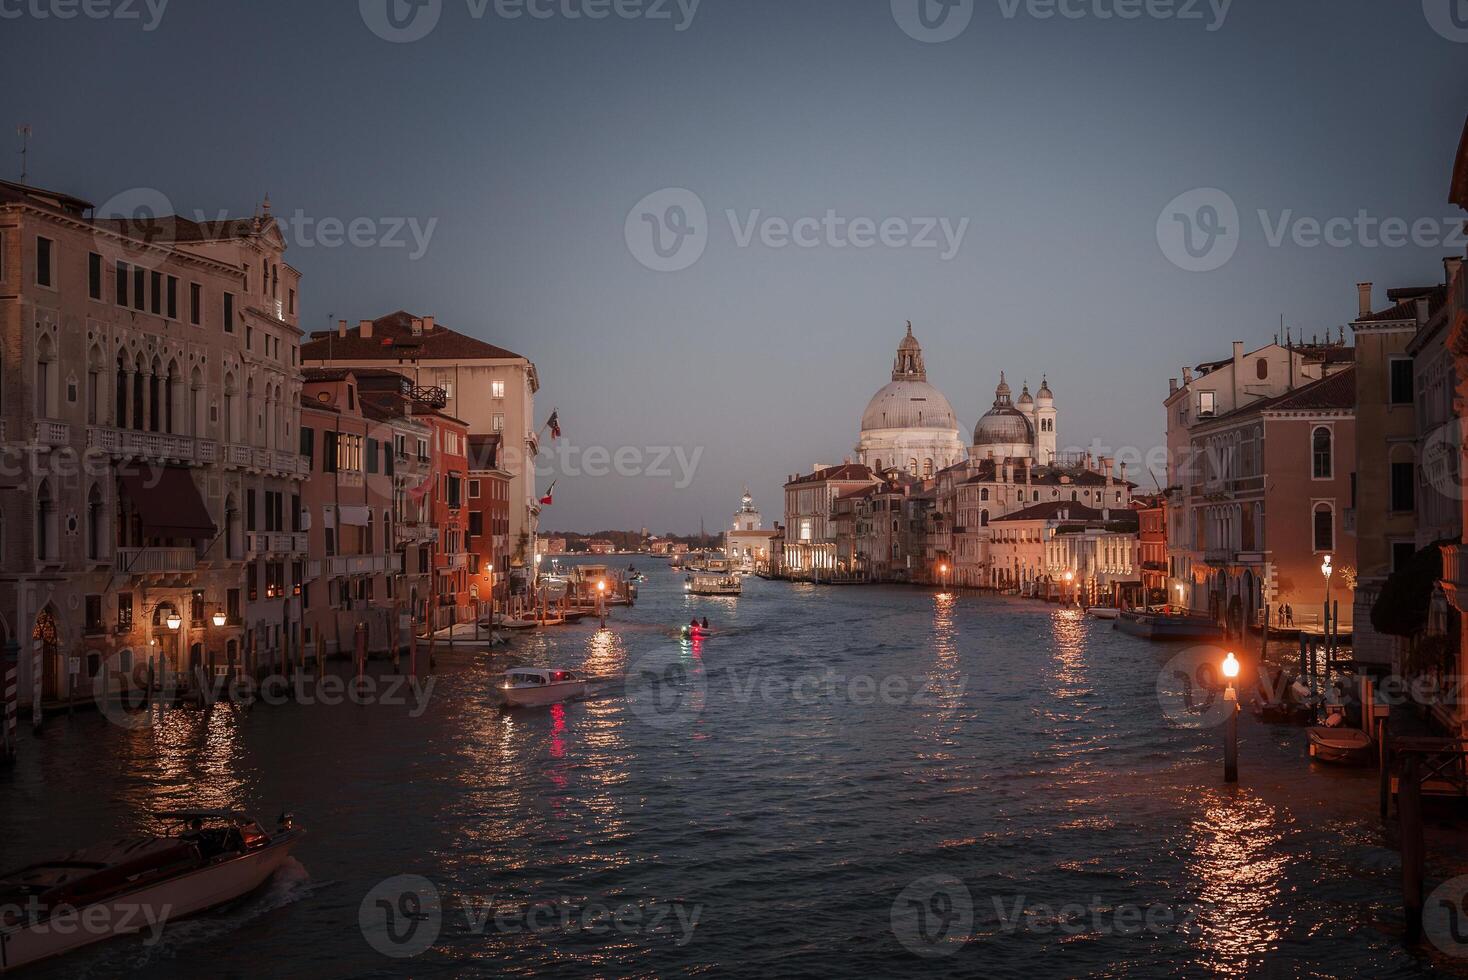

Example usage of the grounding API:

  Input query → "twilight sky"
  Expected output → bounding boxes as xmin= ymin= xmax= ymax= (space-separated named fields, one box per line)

xmin=8 ymin=0 xmax=1467 ymax=533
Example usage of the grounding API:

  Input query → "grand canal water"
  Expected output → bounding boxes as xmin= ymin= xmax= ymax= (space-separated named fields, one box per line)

xmin=6 ymin=559 xmax=1468 ymax=978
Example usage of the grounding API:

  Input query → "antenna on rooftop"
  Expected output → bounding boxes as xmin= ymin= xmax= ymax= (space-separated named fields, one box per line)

xmin=16 ymin=125 xmax=31 ymax=182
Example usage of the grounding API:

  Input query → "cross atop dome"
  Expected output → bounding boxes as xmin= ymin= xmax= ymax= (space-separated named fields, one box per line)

xmin=892 ymin=322 xmax=927 ymax=382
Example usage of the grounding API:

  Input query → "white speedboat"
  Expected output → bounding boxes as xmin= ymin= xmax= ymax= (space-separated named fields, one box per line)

xmin=1086 ymin=607 xmax=1120 ymax=620
xmin=498 ymin=668 xmax=587 ymax=707
xmin=0 ymin=810 xmax=302 ymax=973
xmin=685 ymin=573 xmax=742 ymax=596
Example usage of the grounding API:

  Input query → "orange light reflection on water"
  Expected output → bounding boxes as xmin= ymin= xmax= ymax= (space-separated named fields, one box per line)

xmin=1183 ymin=794 xmax=1289 ymax=974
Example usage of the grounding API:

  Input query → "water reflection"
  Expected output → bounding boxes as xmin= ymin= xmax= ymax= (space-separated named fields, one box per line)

xmin=1184 ymin=794 xmax=1289 ymax=974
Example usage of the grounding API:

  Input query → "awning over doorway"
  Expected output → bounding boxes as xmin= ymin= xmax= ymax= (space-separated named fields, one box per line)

xmin=119 ymin=467 xmax=216 ymax=540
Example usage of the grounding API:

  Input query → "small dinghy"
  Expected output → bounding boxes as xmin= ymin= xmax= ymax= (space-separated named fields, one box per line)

xmin=1308 ymin=707 xmax=1373 ymax=765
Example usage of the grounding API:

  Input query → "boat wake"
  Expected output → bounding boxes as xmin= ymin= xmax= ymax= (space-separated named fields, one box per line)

xmin=62 ymin=859 xmax=318 ymax=976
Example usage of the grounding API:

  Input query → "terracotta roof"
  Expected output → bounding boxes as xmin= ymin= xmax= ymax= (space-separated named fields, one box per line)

xmin=91 ymin=213 xmax=278 ymax=244
xmin=1202 ymin=367 xmax=1357 ymax=424
xmin=787 ymin=464 xmax=875 ymax=485
xmin=0 ymin=178 xmax=93 ymax=215
xmin=838 ymin=485 xmax=881 ymax=500
xmin=1355 ymin=286 xmax=1446 ymax=324
xmin=303 ymin=367 xmax=352 ymax=382
xmin=301 ymin=311 xmax=525 ymax=362
xmin=992 ymin=501 xmax=1107 ymax=523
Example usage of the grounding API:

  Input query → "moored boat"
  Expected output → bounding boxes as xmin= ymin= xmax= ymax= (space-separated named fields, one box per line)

xmin=1114 ymin=609 xmax=1222 ymax=641
xmin=1086 ymin=607 xmax=1120 ymax=620
xmin=498 ymin=668 xmax=588 ymax=707
xmin=0 ymin=811 xmax=302 ymax=973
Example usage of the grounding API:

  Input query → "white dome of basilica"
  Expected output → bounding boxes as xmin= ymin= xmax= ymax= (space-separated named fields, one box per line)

xmin=855 ymin=323 xmax=967 ymax=477
xmin=861 ymin=379 xmax=960 ymax=432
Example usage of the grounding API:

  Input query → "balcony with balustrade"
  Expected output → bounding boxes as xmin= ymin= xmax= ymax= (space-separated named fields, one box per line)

xmin=326 ymin=554 xmax=391 ymax=577
xmin=246 ymin=531 xmax=309 ymax=558
xmin=87 ymin=426 xmax=218 ymax=465
xmin=116 ymin=546 xmax=199 ymax=576
xmin=34 ymin=420 xmax=71 ymax=449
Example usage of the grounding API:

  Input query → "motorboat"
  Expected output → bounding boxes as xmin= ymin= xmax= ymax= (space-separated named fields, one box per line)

xmin=1114 ymin=609 xmax=1222 ymax=641
xmin=0 ymin=810 xmax=302 ymax=973
xmin=1086 ymin=607 xmax=1120 ymax=620
xmin=498 ymin=668 xmax=587 ymax=708
xmin=685 ymin=573 xmax=742 ymax=597
xmin=488 ymin=615 xmax=566 ymax=631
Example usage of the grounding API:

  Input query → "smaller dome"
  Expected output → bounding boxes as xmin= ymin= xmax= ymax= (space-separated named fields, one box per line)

xmin=974 ymin=407 xmax=1033 ymax=448
xmin=1017 ymin=382 xmax=1034 ymax=407
xmin=1037 ymin=374 xmax=1054 ymax=402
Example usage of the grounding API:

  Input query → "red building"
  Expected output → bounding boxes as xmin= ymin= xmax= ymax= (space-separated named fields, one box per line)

xmin=467 ymin=435 xmax=512 ymax=608
xmin=1133 ymin=493 xmax=1168 ymax=605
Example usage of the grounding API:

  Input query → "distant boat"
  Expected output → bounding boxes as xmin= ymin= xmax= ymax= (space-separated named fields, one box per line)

xmin=685 ymin=573 xmax=742 ymax=596
xmin=1114 ymin=609 xmax=1222 ymax=641
xmin=498 ymin=668 xmax=587 ymax=708
xmin=1086 ymin=607 xmax=1120 ymax=620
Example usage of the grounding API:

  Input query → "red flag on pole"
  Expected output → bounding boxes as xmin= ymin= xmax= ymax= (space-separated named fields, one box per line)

xmin=539 ymin=480 xmax=557 ymax=506
xmin=546 ymin=411 xmax=561 ymax=440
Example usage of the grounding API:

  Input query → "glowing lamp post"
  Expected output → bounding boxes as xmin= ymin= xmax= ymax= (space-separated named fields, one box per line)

xmin=165 ymin=611 xmax=182 ymax=631
xmin=211 ymin=610 xmax=227 ymax=628
xmin=939 ymin=563 xmax=949 ymax=590
xmin=1063 ymin=570 xmax=1076 ymax=607
xmin=1222 ymin=651 xmax=1241 ymax=783
xmin=597 ymin=579 xmax=607 ymax=628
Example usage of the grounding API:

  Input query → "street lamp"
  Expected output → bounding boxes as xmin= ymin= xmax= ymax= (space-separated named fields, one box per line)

xmin=211 ymin=610 xmax=227 ymax=628
xmin=1175 ymin=582 xmax=1186 ymax=612
xmin=1063 ymin=570 xmax=1076 ymax=607
xmin=1222 ymin=651 xmax=1240 ymax=783
xmin=939 ymin=563 xmax=949 ymax=589
xmin=164 ymin=611 xmax=182 ymax=631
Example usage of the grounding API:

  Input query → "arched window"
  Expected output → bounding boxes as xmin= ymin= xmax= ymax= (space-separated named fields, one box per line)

xmin=132 ymin=353 xmax=146 ymax=431
xmin=35 ymin=333 xmax=55 ymax=419
xmin=1313 ymin=503 xmax=1334 ymax=552
xmin=87 ymin=345 xmax=104 ymax=425
xmin=86 ymin=484 xmax=104 ymax=561
xmin=115 ymin=353 xmax=129 ymax=427
xmin=872 ymin=458 xmax=882 ymax=473
xmin=35 ymin=480 xmax=55 ymax=560
xmin=191 ymin=367 xmax=205 ymax=436
xmin=908 ymin=458 xmax=918 ymax=475
xmin=980 ymin=509 xmax=990 ymax=527
xmin=1312 ymin=427 xmax=1332 ymax=479
xmin=1256 ymin=358 xmax=1269 ymax=380
xmin=981 ymin=488 xmax=990 ymax=501
xmin=148 ymin=356 xmax=163 ymax=433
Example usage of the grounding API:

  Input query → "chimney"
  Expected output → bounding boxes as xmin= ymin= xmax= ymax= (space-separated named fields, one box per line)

xmin=411 ymin=318 xmax=424 ymax=337
xmin=1445 ymin=256 xmax=1463 ymax=285
xmin=1182 ymin=367 xmax=1193 ymax=384
xmin=359 ymin=318 xmax=373 ymax=339
xmin=1232 ymin=341 xmax=1244 ymax=361
xmin=337 ymin=318 xmax=347 ymax=338
xmin=423 ymin=316 xmax=435 ymax=333
xmin=1416 ymin=297 xmax=1430 ymax=324
xmin=1357 ymin=282 xmax=1373 ymax=319
xmin=1169 ymin=378 xmax=1178 ymax=395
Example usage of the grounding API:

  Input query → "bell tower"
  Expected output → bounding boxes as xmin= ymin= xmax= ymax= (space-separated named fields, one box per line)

xmin=1035 ymin=375 xmax=1057 ymax=463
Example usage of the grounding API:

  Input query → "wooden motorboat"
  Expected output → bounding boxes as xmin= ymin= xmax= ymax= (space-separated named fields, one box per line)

xmin=498 ymin=669 xmax=587 ymax=708
xmin=0 ymin=810 xmax=302 ymax=973
xmin=1085 ymin=607 xmax=1120 ymax=620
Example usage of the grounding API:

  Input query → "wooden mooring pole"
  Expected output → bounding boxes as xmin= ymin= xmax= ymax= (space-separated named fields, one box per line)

xmin=1401 ymin=754 xmax=1425 ymax=944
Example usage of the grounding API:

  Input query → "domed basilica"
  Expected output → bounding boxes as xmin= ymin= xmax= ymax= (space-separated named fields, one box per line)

xmin=856 ymin=324 xmax=1058 ymax=476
